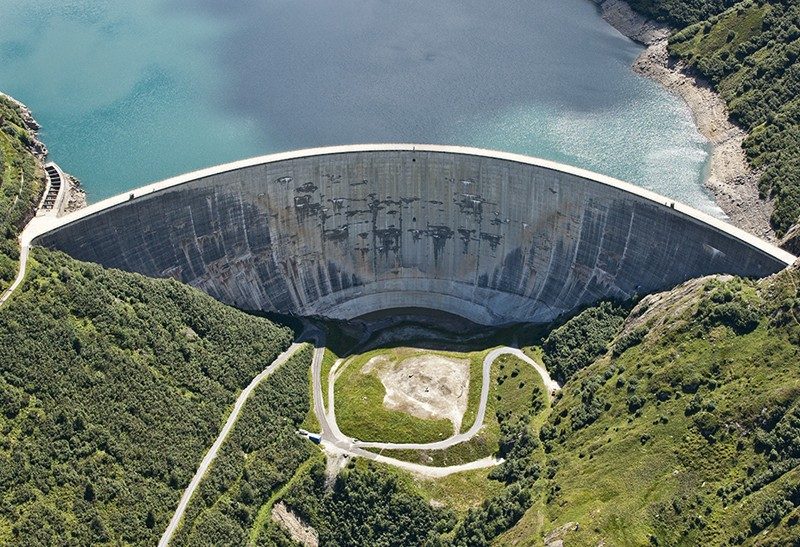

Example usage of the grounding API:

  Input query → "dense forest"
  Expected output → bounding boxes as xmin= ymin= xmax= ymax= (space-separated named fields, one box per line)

xmin=280 ymin=442 xmax=537 ymax=546
xmin=0 ymin=96 xmax=44 ymax=292
xmin=172 ymin=346 xmax=315 ymax=546
xmin=631 ymin=0 xmax=800 ymax=237
xmin=0 ymin=249 xmax=293 ymax=545
xmin=541 ymin=301 xmax=629 ymax=383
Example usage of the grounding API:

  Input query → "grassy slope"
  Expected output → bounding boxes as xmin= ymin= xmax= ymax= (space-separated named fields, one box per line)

xmin=333 ymin=347 xmax=475 ymax=443
xmin=506 ymin=264 xmax=800 ymax=545
xmin=271 ymin=267 xmax=800 ymax=545
xmin=400 ymin=467 xmax=506 ymax=516
xmin=373 ymin=354 xmax=546 ymax=467
xmin=0 ymin=249 xmax=294 ymax=545
xmin=299 ymin=358 xmax=321 ymax=433
xmin=0 ymin=95 xmax=44 ymax=291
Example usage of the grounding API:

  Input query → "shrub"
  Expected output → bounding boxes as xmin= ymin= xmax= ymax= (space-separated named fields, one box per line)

xmin=543 ymin=302 xmax=629 ymax=383
xmin=692 ymin=411 xmax=720 ymax=441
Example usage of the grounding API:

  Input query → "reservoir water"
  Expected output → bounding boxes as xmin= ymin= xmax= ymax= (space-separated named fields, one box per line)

xmin=0 ymin=0 xmax=721 ymax=216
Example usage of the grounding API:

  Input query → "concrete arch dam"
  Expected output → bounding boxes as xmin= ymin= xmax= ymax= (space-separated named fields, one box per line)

xmin=33 ymin=145 xmax=795 ymax=325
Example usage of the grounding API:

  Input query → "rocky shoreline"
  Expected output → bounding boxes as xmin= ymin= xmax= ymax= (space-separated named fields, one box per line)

xmin=1 ymin=92 xmax=87 ymax=215
xmin=591 ymin=0 xmax=775 ymax=242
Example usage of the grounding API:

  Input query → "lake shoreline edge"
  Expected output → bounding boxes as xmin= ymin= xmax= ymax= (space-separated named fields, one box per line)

xmin=590 ymin=0 xmax=776 ymax=242
xmin=0 ymin=92 xmax=87 ymax=214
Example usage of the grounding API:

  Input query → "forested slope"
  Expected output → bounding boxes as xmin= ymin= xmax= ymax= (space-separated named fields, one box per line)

xmin=629 ymin=0 xmax=800 ymax=237
xmin=0 ymin=249 xmax=294 ymax=545
xmin=172 ymin=346 xmax=315 ymax=546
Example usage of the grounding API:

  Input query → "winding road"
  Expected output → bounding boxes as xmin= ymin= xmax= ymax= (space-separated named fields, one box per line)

xmin=307 ymin=333 xmax=507 ymax=478
xmin=344 ymin=347 xmax=559 ymax=451
xmin=0 ymin=230 xmax=32 ymax=307
xmin=161 ymin=327 xmax=561 ymax=542
xmin=310 ymin=329 xmax=560 ymax=473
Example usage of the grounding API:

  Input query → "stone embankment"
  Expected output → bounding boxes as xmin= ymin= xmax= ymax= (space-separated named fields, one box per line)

xmin=62 ymin=172 xmax=87 ymax=214
xmin=591 ymin=0 xmax=775 ymax=242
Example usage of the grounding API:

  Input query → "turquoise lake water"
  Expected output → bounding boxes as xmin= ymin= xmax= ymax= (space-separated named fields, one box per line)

xmin=0 ymin=0 xmax=721 ymax=215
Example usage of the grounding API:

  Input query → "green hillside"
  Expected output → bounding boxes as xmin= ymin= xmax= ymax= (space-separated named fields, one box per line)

xmin=631 ymin=0 xmax=800 ymax=236
xmin=626 ymin=0 xmax=739 ymax=27
xmin=171 ymin=346 xmax=316 ymax=546
xmin=506 ymin=262 xmax=800 ymax=545
xmin=0 ymin=249 xmax=294 ymax=545
xmin=0 ymin=5 xmax=798 ymax=540
xmin=0 ymin=96 xmax=45 ymax=291
xmin=252 ymin=263 xmax=800 ymax=546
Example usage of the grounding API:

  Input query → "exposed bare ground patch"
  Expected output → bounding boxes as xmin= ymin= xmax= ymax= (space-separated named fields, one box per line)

xmin=271 ymin=502 xmax=319 ymax=547
xmin=362 ymin=353 xmax=470 ymax=433
xmin=323 ymin=447 xmax=349 ymax=488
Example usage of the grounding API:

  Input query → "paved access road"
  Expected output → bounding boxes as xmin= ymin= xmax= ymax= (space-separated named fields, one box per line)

xmin=351 ymin=347 xmax=559 ymax=450
xmin=311 ymin=332 xmax=561 ymax=475
xmin=162 ymin=327 xmax=562 ymax=542
xmin=308 ymin=329 xmax=504 ymax=477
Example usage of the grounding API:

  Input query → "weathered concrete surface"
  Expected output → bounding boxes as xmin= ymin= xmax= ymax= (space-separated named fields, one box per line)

xmin=32 ymin=145 xmax=795 ymax=325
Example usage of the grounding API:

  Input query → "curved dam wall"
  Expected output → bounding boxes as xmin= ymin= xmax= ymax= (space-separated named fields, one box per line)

xmin=33 ymin=145 xmax=794 ymax=325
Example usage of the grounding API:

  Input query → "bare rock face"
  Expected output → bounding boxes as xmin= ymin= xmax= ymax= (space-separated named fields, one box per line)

xmin=545 ymin=521 xmax=580 ymax=547
xmin=271 ymin=502 xmax=319 ymax=547
xmin=782 ymin=225 xmax=800 ymax=256
xmin=63 ymin=174 xmax=88 ymax=214
xmin=591 ymin=0 xmax=669 ymax=45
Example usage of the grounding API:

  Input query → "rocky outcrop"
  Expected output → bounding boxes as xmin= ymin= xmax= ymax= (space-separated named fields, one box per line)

xmin=63 ymin=173 xmax=88 ymax=214
xmin=0 ymin=92 xmax=48 ymax=159
xmin=545 ymin=521 xmax=580 ymax=547
xmin=591 ymin=0 xmax=668 ymax=45
xmin=781 ymin=224 xmax=800 ymax=257
xmin=1 ymin=92 xmax=86 ymax=215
